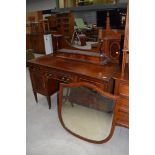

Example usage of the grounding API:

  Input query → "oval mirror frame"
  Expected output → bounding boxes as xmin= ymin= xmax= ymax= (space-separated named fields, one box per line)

xmin=58 ymin=82 xmax=119 ymax=144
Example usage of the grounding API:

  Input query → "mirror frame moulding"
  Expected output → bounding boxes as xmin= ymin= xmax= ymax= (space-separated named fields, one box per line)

xmin=58 ymin=82 xmax=119 ymax=144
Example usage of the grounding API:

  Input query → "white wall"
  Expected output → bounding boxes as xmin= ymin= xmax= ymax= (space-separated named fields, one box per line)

xmin=26 ymin=0 xmax=56 ymax=12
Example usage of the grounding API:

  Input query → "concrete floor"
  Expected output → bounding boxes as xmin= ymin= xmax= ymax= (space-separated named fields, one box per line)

xmin=26 ymin=54 xmax=129 ymax=155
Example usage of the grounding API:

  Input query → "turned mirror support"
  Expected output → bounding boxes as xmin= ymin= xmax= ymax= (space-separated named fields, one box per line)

xmin=58 ymin=82 xmax=119 ymax=144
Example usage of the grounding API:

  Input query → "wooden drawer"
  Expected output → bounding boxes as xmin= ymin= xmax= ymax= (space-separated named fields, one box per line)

xmin=114 ymin=78 xmax=129 ymax=128
xmin=118 ymin=106 xmax=129 ymax=114
xmin=118 ymin=97 xmax=129 ymax=109
xmin=116 ymin=96 xmax=129 ymax=128
xmin=45 ymin=70 xmax=75 ymax=83
xmin=119 ymin=82 xmax=129 ymax=96
xmin=116 ymin=111 xmax=129 ymax=128
xmin=117 ymin=111 xmax=129 ymax=121
xmin=78 ymin=77 xmax=107 ymax=91
xmin=116 ymin=118 xmax=129 ymax=128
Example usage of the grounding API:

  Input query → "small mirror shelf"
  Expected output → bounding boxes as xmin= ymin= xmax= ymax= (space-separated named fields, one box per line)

xmin=58 ymin=82 xmax=119 ymax=143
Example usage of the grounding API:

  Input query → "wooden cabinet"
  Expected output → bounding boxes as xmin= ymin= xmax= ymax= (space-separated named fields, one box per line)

xmin=29 ymin=65 xmax=59 ymax=109
xmin=30 ymin=35 xmax=38 ymax=51
xmin=113 ymin=5 xmax=129 ymax=128
xmin=29 ymin=66 xmax=46 ymax=94
xmin=26 ymin=34 xmax=32 ymax=49
xmin=37 ymin=34 xmax=45 ymax=53
xmin=115 ymin=81 xmax=129 ymax=128
xmin=46 ymin=15 xmax=57 ymax=31
xmin=56 ymin=12 xmax=74 ymax=39
xmin=26 ymin=33 xmax=45 ymax=54
xmin=31 ymin=34 xmax=45 ymax=53
xmin=113 ymin=70 xmax=129 ymax=128
xmin=102 ymin=38 xmax=121 ymax=63
xmin=100 ymin=13 xmax=122 ymax=63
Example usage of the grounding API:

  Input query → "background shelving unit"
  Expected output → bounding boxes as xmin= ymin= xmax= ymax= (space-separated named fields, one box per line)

xmin=56 ymin=12 xmax=74 ymax=40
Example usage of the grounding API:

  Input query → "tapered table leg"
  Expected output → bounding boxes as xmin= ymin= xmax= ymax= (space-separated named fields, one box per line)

xmin=33 ymin=91 xmax=38 ymax=103
xmin=46 ymin=96 xmax=51 ymax=109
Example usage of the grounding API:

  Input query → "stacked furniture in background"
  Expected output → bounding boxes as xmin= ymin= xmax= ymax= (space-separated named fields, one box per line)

xmin=56 ymin=12 xmax=74 ymax=41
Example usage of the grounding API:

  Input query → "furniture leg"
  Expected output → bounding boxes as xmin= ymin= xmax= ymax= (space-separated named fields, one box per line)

xmin=46 ymin=96 xmax=51 ymax=109
xmin=33 ymin=91 xmax=38 ymax=103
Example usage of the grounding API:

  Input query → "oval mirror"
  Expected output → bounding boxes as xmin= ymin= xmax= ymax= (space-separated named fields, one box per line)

xmin=58 ymin=82 xmax=119 ymax=143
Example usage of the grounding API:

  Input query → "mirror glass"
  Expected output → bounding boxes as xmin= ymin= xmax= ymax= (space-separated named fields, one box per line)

xmin=59 ymin=84 xmax=116 ymax=142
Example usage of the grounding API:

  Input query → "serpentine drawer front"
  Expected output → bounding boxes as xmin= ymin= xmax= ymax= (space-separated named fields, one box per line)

xmin=78 ymin=77 xmax=108 ymax=91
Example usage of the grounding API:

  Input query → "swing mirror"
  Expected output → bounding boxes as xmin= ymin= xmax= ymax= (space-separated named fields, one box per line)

xmin=58 ymin=82 xmax=119 ymax=143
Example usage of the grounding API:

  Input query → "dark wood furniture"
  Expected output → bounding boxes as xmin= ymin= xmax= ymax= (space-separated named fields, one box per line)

xmin=26 ymin=11 xmax=49 ymax=54
xmin=26 ymin=33 xmax=45 ymax=54
xmin=56 ymin=12 xmax=74 ymax=39
xmin=27 ymin=35 xmax=129 ymax=129
xmin=113 ymin=66 xmax=129 ymax=128
xmin=28 ymin=51 xmax=118 ymax=109
xmin=113 ymin=5 xmax=129 ymax=128
xmin=28 ymin=4 xmax=129 ymax=128
xmin=101 ymin=12 xmax=121 ymax=63
xmin=26 ymin=34 xmax=33 ymax=49
xmin=28 ymin=63 xmax=59 ymax=109
xmin=91 ymin=12 xmax=123 ymax=62
xmin=121 ymin=5 xmax=129 ymax=76
xmin=46 ymin=15 xmax=57 ymax=31
xmin=26 ymin=11 xmax=43 ymax=34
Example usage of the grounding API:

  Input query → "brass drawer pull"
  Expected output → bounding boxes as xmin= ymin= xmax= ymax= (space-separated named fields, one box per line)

xmin=34 ymin=68 xmax=40 ymax=71
xmin=46 ymin=73 xmax=53 ymax=78
xmin=64 ymin=78 xmax=71 ymax=83
xmin=61 ymin=77 xmax=65 ymax=80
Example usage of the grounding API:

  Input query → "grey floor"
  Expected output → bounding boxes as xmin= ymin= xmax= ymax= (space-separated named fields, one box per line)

xmin=26 ymin=54 xmax=129 ymax=155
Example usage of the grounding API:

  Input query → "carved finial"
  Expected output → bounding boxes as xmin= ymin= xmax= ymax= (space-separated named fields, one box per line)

xmin=106 ymin=11 xmax=111 ymax=31
xmin=107 ymin=11 xmax=109 ymax=17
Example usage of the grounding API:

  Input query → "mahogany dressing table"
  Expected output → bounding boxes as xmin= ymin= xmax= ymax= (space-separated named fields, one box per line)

xmin=27 ymin=17 xmax=129 ymax=127
xmin=28 ymin=50 xmax=119 ymax=109
xmin=27 ymin=6 xmax=129 ymax=130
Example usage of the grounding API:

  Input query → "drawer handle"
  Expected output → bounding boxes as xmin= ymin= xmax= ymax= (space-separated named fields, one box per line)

xmin=61 ymin=77 xmax=65 ymax=80
xmin=46 ymin=73 xmax=53 ymax=78
xmin=64 ymin=78 xmax=70 ymax=83
xmin=35 ymin=68 xmax=40 ymax=71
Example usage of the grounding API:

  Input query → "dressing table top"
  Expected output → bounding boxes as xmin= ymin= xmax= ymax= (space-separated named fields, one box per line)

xmin=28 ymin=54 xmax=118 ymax=82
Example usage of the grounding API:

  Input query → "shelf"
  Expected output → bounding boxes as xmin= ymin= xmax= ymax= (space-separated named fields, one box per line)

xmin=50 ymin=3 xmax=127 ymax=13
xmin=55 ymin=12 xmax=74 ymax=38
